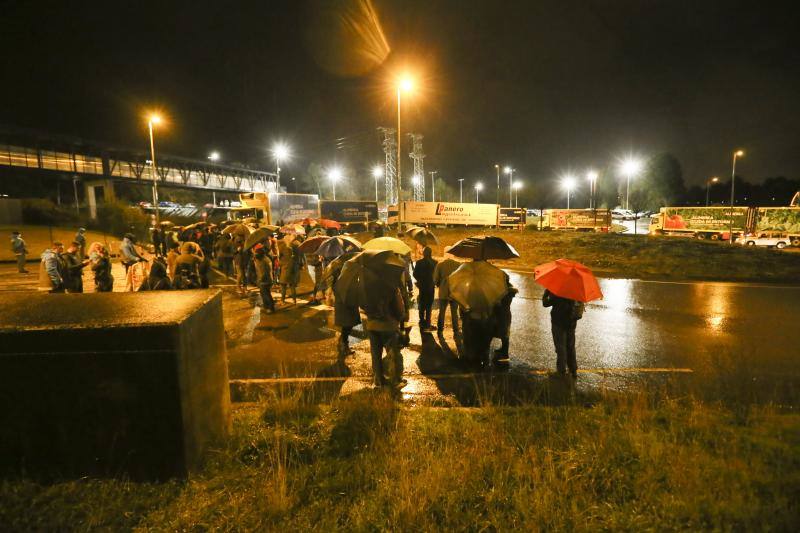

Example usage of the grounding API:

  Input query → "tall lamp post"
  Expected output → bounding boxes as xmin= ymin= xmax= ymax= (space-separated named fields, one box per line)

xmin=706 ymin=176 xmax=719 ymax=206
xmin=272 ymin=142 xmax=289 ymax=191
xmin=429 ymin=170 xmax=437 ymax=202
xmin=562 ymin=176 xmax=576 ymax=209
xmin=513 ymin=181 xmax=523 ymax=208
xmin=147 ymin=114 xmax=162 ymax=225
xmin=495 ymin=164 xmax=500 ymax=205
xmin=586 ymin=170 xmax=598 ymax=209
xmin=729 ymin=150 xmax=744 ymax=243
xmin=504 ymin=166 xmax=515 ymax=207
xmin=372 ymin=165 xmax=383 ymax=202
xmin=620 ymin=158 xmax=642 ymax=210
xmin=475 ymin=182 xmax=483 ymax=203
xmin=329 ymin=167 xmax=342 ymax=200
xmin=396 ymin=77 xmax=414 ymax=221
xmin=458 ymin=178 xmax=464 ymax=203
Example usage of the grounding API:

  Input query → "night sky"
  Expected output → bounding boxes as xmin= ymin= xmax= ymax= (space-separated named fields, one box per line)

xmin=3 ymin=0 xmax=799 ymax=194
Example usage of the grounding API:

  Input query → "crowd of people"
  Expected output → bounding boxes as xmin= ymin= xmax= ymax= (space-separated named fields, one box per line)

xmin=9 ymin=222 xmax=585 ymax=386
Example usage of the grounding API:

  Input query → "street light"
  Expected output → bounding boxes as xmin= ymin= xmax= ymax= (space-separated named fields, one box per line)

xmin=396 ymin=75 xmax=414 ymax=216
xmin=147 ymin=113 xmax=162 ymax=224
xmin=562 ymin=175 xmax=576 ymax=209
xmin=208 ymin=151 xmax=220 ymax=162
xmin=495 ymin=164 xmax=500 ymax=205
xmin=504 ymin=166 xmax=514 ymax=207
xmin=475 ymin=181 xmax=483 ymax=203
xmin=706 ymin=176 xmax=719 ymax=206
xmin=586 ymin=170 xmax=598 ymax=208
xmin=513 ymin=181 xmax=523 ymax=208
xmin=619 ymin=157 xmax=642 ymax=210
xmin=372 ymin=165 xmax=383 ymax=202
xmin=729 ymin=149 xmax=744 ymax=243
xmin=328 ymin=167 xmax=342 ymax=200
xmin=458 ymin=178 xmax=464 ymax=203
xmin=272 ymin=142 xmax=290 ymax=191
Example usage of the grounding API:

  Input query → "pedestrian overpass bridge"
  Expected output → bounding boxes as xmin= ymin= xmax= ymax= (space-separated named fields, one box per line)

xmin=0 ymin=128 xmax=278 ymax=215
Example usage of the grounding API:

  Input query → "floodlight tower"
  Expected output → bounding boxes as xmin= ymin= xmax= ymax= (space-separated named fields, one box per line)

xmin=408 ymin=133 xmax=425 ymax=201
xmin=378 ymin=127 xmax=398 ymax=205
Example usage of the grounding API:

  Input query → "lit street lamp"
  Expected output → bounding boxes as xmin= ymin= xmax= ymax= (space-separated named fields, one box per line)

xmin=504 ymin=166 xmax=515 ymax=207
xmin=411 ymin=175 xmax=421 ymax=197
xmin=729 ymin=150 xmax=744 ymax=243
xmin=562 ymin=175 xmax=576 ymax=209
xmin=147 ymin=113 xmax=162 ymax=224
xmin=620 ymin=157 xmax=642 ymax=210
xmin=458 ymin=178 xmax=464 ymax=203
xmin=372 ymin=165 xmax=383 ymax=202
xmin=208 ymin=151 xmax=220 ymax=162
xmin=272 ymin=142 xmax=290 ymax=191
xmin=475 ymin=181 xmax=483 ymax=203
xmin=513 ymin=181 xmax=523 ymax=208
xmin=495 ymin=164 xmax=500 ymax=205
xmin=706 ymin=176 xmax=719 ymax=206
xmin=328 ymin=167 xmax=342 ymax=200
xmin=586 ymin=170 xmax=598 ymax=208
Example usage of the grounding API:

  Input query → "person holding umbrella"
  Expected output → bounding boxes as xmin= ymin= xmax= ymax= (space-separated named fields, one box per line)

xmin=253 ymin=246 xmax=275 ymax=312
xmin=535 ymin=259 xmax=603 ymax=379
xmin=433 ymin=249 xmax=461 ymax=334
xmin=412 ymin=246 xmax=437 ymax=332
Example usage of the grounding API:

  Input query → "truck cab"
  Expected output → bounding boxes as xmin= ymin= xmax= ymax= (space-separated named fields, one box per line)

xmin=229 ymin=192 xmax=271 ymax=225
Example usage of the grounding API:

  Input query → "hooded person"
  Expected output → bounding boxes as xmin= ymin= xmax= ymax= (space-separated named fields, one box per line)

xmin=279 ymin=238 xmax=304 ymax=304
xmin=120 ymin=233 xmax=146 ymax=273
xmin=138 ymin=256 xmax=172 ymax=291
xmin=252 ymin=246 xmax=275 ymax=312
xmin=173 ymin=241 xmax=202 ymax=289
xmin=412 ymin=246 xmax=438 ymax=331
xmin=39 ymin=242 xmax=65 ymax=293
xmin=89 ymin=242 xmax=114 ymax=292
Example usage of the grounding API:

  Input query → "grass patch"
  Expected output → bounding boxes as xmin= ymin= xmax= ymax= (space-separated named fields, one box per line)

xmin=2 ymin=389 xmax=797 ymax=531
xmin=359 ymin=228 xmax=800 ymax=283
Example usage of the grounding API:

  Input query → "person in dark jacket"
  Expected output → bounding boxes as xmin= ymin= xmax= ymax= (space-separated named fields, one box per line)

xmin=151 ymin=227 xmax=164 ymax=257
xmin=62 ymin=241 xmax=89 ymax=293
xmin=253 ymin=248 xmax=275 ymax=312
xmin=10 ymin=231 xmax=29 ymax=273
xmin=214 ymin=234 xmax=235 ymax=278
xmin=89 ymin=242 xmax=114 ymax=292
xmin=433 ymin=253 xmax=460 ymax=333
xmin=74 ymin=228 xmax=87 ymax=259
xmin=412 ymin=246 xmax=437 ymax=331
xmin=138 ymin=257 xmax=172 ymax=291
xmin=542 ymin=289 xmax=584 ymax=378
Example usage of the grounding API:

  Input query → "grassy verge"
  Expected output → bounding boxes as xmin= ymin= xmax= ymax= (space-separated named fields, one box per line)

xmin=371 ymin=228 xmax=800 ymax=283
xmin=2 ymin=389 xmax=797 ymax=531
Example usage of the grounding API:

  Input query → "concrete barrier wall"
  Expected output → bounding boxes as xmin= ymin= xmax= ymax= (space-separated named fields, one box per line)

xmin=0 ymin=290 xmax=229 ymax=480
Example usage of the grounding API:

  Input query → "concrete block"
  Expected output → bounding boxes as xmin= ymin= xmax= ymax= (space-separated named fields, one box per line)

xmin=0 ymin=290 xmax=230 ymax=480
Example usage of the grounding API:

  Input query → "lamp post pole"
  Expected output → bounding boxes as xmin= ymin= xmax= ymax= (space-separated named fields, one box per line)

xmin=148 ymin=117 xmax=160 ymax=225
xmin=729 ymin=151 xmax=743 ymax=243
xmin=495 ymin=164 xmax=500 ymax=205
xmin=458 ymin=179 xmax=464 ymax=203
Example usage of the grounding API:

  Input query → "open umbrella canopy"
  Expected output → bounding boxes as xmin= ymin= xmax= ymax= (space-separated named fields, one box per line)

xmin=534 ymin=258 xmax=603 ymax=303
xmin=406 ymin=226 xmax=440 ymax=246
xmin=183 ymin=221 xmax=207 ymax=231
xmin=362 ymin=236 xmax=412 ymax=255
xmin=335 ymin=250 xmax=407 ymax=308
xmin=321 ymin=251 xmax=360 ymax=285
xmin=297 ymin=217 xmax=319 ymax=227
xmin=219 ymin=220 xmax=239 ymax=229
xmin=222 ymin=223 xmax=253 ymax=238
xmin=297 ymin=235 xmax=329 ymax=254
xmin=316 ymin=235 xmax=362 ymax=258
xmin=158 ymin=220 xmax=175 ymax=228
xmin=319 ymin=218 xmax=342 ymax=230
xmin=244 ymin=227 xmax=278 ymax=251
xmin=280 ymin=224 xmax=306 ymax=235
xmin=448 ymin=235 xmax=520 ymax=260
xmin=448 ymin=261 xmax=511 ymax=319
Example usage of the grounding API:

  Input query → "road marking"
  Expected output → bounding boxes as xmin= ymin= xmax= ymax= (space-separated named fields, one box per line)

xmin=230 ymin=367 xmax=694 ymax=385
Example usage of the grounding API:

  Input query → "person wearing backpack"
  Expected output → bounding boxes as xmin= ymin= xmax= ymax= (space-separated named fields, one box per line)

xmin=542 ymin=289 xmax=584 ymax=378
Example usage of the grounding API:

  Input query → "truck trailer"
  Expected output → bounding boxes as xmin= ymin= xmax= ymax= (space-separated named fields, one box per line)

xmin=649 ymin=206 xmax=800 ymax=245
xmin=540 ymin=209 xmax=612 ymax=232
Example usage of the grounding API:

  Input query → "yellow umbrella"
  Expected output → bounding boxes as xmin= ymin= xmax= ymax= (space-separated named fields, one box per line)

xmin=362 ymin=236 xmax=411 ymax=255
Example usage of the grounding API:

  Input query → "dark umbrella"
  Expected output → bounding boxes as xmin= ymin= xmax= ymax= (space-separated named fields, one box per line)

xmin=316 ymin=235 xmax=362 ymax=258
xmin=183 ymin=221 xmax=208 ymax=231
xmin=298 ymin=235 xmax=329 ymax=254
xmin=448 ymin=261 xmax=510 ymax=319
xmin=244 ymin=226 xmax=278 ymax=251
xmin=447 ymin=235 xmax=520 ymax=260
xmin=159 ymin=220 xmax=175 ymax=228
xmin=335 ymin=250 xmax=407 ymax=308
xmin=406 ymin=226 xmax=440 ymax=246
xmin=321 ymin=251 xmax=360 ymax=285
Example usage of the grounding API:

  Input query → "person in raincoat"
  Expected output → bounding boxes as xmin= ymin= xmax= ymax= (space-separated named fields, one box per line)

xmin=542 ymin=289 xmax=584 ymax=378
xmin=279 ymin=239 xmax=304 ymax=304
xmin=412 ymin=246 xmax=437 ymax=331
xmin=253 ymin=247 xmax=275 ymax=312
xmin=433 ymin=252 xmax=460 ymax=333
xmin=39 ymin=242 xmax=65 ymax=293
xmin=333 ymin=279 xmax=361 ymax=360
xmin=138 ymin=256 xmax=172 ymax=291
xmin=62 ymin=241 xmax=89 ymax=293
xmin=306 ymin=253 xmax=325 ymax=305
xmin=89 ymin=242 xmax=114 ymax=292
xmin=362 ymin=283 xmax=408 ymax=388
xmin=173 ymin=242 xmax=203 ymax=289
xmin=10 ymin=230 xmax=28 ymax=273
xmin=214 ymin=233 xmax=235 ymax=278
xmin=120 ymin=233 xmax=146 ymax=274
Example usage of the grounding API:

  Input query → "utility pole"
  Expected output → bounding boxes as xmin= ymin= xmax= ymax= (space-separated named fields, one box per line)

xmin=495 ymin=164 xmax=500 ymax=205
xmin=378 ymin=127 xmax=397 ymax=205
xmin=429 ymin=170 xmax=438 ymax=202
xmin=409 ymin=133 xmax=425 ymax=201
xmin=458 ymin=179 xmax=464 ymax=203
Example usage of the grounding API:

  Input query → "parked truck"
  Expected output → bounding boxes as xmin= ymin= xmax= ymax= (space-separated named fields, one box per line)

xmin=540 ymin=209 xmax=612 ymax=232
xmin=649 ymin=206 xmax=800 ymax=245
xmin=230 ymin=192 xmax=320 ymax=225
xmin=319 ymin=200 xmax=379 ymax=230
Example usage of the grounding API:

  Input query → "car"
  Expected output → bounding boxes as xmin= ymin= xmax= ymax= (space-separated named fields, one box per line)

xmin=184 ymin=203 xmax=196 ymax=208
xmin=612 ymin=208 xmax=636 ymax=220
xmin=737 ymin=232 xmax=790 ymax=249
xmin=137 ymin=201 xmax=152 ymax=208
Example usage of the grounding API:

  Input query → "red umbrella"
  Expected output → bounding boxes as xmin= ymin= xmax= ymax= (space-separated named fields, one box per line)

xmin=534 ymin=258 xmax=603 ymax=303
xmin=319 ymin=218 xmax=342 ymax=230
xmin=299 ymin=217 xmax=319 ymax=227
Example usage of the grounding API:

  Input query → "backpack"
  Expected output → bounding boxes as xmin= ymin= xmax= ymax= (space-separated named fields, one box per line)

xmin=571 ymin=301 xmax=585 ymax=320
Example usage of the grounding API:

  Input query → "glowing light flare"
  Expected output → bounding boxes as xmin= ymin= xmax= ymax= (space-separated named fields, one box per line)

xmin=399 ymin=76 xmax=414 ymax=92
xmin=148 ymin=114 xmax=162 ymax=125
xmin=475 ymin=182 xmax=484 ymax=191
xmin=620 ymin=158 xmax=643 ymax=177
xmin=272 ymin=142 xmax=290 ymax=161
xmin=562 ymin=176 xmax=577 ymax=190
xmin=208 ymin=151 xmax=220 ymax=162
xmin=328 ymin=167 xmax=342 ymax=183
xmin=411 ymin=175 xmax=421 ymax=186
xmin=586 ymin=170 xmax=598 ymax=182
xmin=372 ymin=165 xmax=383 ymax=178
xmin=734 ymin=149 xmax=744 ymax=157
xmin=503 ymin=166 xmax=512 ymax=174
xmin=513 ymin=181 xmax=523 ymax=191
